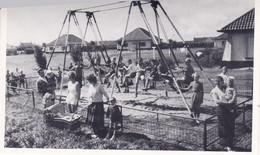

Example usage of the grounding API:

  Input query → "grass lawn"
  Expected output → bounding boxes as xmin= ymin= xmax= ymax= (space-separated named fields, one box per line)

xmin=5 ymin=48 xmax=253 ymax=150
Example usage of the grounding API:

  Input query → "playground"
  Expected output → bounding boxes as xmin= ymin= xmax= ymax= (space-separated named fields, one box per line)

xmin=5 ymin=0 xmax=254 ymax=151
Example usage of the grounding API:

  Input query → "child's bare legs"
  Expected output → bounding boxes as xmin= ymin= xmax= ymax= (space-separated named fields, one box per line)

xmin=144 ymin=77 xmax=152 ymax=90
xmin=105 ymin=121 xmax=117 ymax=140
xmin=121 ymin=74 xmax=130 ymax=86
xmin=135 ymin=76 xmax=140 ymax=97
xmin=110 ymin=122 xmax=117 ymax=140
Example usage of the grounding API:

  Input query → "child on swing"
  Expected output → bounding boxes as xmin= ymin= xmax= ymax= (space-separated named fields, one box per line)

xmin=180 ymin=72 xmax=204 ymax=125
xmin=105 ymin=97 xmax=122 ymax=140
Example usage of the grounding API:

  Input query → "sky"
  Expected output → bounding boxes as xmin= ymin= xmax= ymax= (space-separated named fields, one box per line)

xmin=6 ymin=0 xmax=255 ymax=46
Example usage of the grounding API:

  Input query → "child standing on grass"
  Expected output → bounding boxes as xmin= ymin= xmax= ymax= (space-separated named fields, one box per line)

xmin=105 ymin=97 xmax=122 ymax=140
xmin=181 ymin=73 xmax=204 ymax=124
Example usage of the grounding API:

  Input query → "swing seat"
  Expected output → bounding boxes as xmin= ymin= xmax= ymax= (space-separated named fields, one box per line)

xmin=43 ymin=103 xmax=82 ymax=131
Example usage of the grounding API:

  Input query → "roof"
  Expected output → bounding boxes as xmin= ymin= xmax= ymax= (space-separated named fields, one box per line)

xmin=118 ymin=27 xmax=161 ymax=41
xmin=193 ymin=37 xmax=214 ymax=43
xmin=20 ymin=42 xmax=34 ymax=47
xmin=214 ymin=33 xmax=228 ymax=40
xmin=218 ymin=8 xmax=254 ymax=32
xmin=102 ymin=40 xmax=117 ymax=46
xmin=47 ymin=34 xmax=86 ymax=46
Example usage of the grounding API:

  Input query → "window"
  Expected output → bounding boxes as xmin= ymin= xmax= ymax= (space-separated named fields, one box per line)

xmin=140 ymin=42 xmax=146 ymax=47
xmin=123 ymin=42 xmax=128 ymax=47
xmin=62 ymin=46 xmax=66 ymax=50
xmin=246 ymin=36 xmax=254 ymax=59
xmin=221 ymin=41 xmax=226 ymax=47
xmin=49 ymin=47 xmax=53 ymax=51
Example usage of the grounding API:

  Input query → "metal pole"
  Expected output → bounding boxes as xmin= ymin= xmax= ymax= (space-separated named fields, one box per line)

xmin=82 ymin=15 xmax=91 ymax=46
xmin=92 ymin=14 xmax=110 ymax=63
xmin=158 ymin=2 xmax=213 ymax=89
xmin=137 ymin=1 xmax=193 ymax=116
xmin=243 ymin=103 xmax=245 ymax=125
xmin=32 ymin=91 xmax=35 ymax=110
xmin=47 ymin=13 xmax=69 ymax=68
xmin=156 ymin=11 xmax=179 ymax=67
xmin=89 ymin=20 xmax=107 ymax=63
xmin=203 ymin=120 xmax=207 ymax=151
xmin=110 ymin=2 xmax=133 ymax=98
xmin=59 ymin=12 xmax=72 ymax=103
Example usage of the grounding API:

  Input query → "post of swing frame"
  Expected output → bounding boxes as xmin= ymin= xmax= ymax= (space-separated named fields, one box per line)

xmin=137 ymin=1 xmax=193 ymax=116
xmin=110 ymin=2 xmax=133 ymax=98
xmin=153 ymin=5 xmax=179 ymax=67
xmin=47 ymin=13 xmax=69 ymax=68
xmin=89 ymin=20 xmax=107 ymax=63
xmin=158 ymin=2 xmax=213 ymax=89
xmin=92 ymin=14 xmax=110 ymax=63
xmin=59 ymin=12 xmax=72 ymax=103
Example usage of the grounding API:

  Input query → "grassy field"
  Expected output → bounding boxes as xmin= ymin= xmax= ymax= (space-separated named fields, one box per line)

xmin=5 ymin=49 xmax=253 ymax=150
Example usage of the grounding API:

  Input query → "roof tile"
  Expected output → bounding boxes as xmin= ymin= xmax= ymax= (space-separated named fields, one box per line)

xmin=218 ymin=8 xmax=254 ymax=32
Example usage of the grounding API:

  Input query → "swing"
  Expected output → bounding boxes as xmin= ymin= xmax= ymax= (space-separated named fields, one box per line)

xmin=110 ymin=0 xmax=214 ymax=118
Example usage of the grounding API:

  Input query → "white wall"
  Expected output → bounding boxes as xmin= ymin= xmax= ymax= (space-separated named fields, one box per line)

xmin=229 ymin=32 xmax=254 ymax=61
xmin=45 ymin=45 xmax=70 ymax=53
xmin=118 ymin=40 xmax=152 ymax=50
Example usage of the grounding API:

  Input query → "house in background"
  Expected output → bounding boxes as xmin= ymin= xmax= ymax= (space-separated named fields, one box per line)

xmin=213 ymin=33 xmax=228 ymax=49
xmin=193 ymin=37 xmax=214 ymax=43
xmin=117 ymin=27 xmax=161 ymax=50
xmin=218 ymin=8 xmax=254 ymax=68
xmin=46 ymin=34 xmax=87 ymax=53
xmin=102 ymin=40 xmax=117 ymax=50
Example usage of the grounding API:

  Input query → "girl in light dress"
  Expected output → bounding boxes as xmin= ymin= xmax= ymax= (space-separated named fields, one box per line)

xmin=66 ymin=71 xmax=80 ymax=113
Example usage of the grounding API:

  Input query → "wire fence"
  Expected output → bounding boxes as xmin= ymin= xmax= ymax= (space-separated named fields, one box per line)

xmin=5 ymin=77 xmax=253 ymax=151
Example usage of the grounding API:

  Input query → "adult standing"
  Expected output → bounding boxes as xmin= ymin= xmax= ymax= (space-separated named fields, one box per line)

xmin=36 ymin=69 xmax=48 ymax=97
xmin=86 ymin=74 xmax=109 ymax=138
xmin=210 ymin=75 xmax=235 ymax=151
xmin=66 ymin=71 xmax=80 ymax=113
xmin=218 ymin=66 xmax=228 ymax=89
xmin=70 ymin=61 xmax=83 ymax=88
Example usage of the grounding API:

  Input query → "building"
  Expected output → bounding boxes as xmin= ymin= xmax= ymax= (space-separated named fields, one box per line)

xmin=117 ymin=27 xmax=161 ymax=50
xmin=102 ymin=40 xmax=117 ymax=50
xmin=218 ymin=8 xmax=254 ymax=68
xmin=213 ymin=33 xmax=228 ymax=49
xmin=193 ymin=37 xmax=214 ymax=43
xmin=46 ymin=34 xmax=87 ymax=53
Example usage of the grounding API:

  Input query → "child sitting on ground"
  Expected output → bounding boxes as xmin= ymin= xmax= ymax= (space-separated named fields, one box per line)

xmin=180 ymin=73 xmax=204 ymax=125
xmin=105 ymin=97 xmax=122 ymax=140
xmin=43 ymin=91 xmax=55 ymax=109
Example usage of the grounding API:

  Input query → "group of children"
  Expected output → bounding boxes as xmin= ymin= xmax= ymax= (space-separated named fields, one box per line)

xmin=6 ymin=68 xmax=26 ymax=93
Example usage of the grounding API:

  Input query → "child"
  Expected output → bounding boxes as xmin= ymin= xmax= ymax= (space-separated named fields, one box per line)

xmin=181 ymin=73 xmax=204 ymax=124
xmin=105 ymin=57 xmax=117 ymax=87
xmin=120 ymin=59 xmax=137 ymax=88
xmin=19 ymin=70 xmax=26 ymax=88
xmin=143 ymin=59 xmax=159 ymax=91
xmin=105 ymin=97 xmax=122 ymax=140
xmin=9 ymin=72 xmax=18 ymax=93
xmin=43 ymin=91 xmax=55 ymax=109
xmin=135 ymin=58 xmax=147 ymax=97
xmin=57 ymin=67 xmax=62 ymax=88
xmin=221 ymin=76 xmax=237 ymax=112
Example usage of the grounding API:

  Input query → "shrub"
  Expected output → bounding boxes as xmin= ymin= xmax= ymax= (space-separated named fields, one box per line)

xmin=197 ymin=48 xmax=224 ymax=68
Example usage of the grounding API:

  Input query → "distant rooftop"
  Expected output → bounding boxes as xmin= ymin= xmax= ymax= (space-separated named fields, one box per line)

xmin=218 ymin=8 xmax=254 ymax=32
xmin=47 ymin=34 xmax=86 ymax=46
xmin=118 ymin=27 xmax=161 ymax=41
xmin=214 ymin=33 xmax=228 ymax=40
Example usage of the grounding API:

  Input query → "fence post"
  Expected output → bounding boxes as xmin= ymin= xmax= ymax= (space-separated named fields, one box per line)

xmin=243 ymin=103 xmax=245 ymax=125
xmin=203 ymin=120 xmax=207 ymax=151
xmin=120 ymin=106 xmax=123 ymax=132
xmin=32 ymin=91 xmax=35 ymax=110
xmin=6 ymin=85 xmax=10 ymax=101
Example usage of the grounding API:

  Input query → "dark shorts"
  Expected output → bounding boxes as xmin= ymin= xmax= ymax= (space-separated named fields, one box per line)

xmin=128 ymin=72 xmax=136 ymax=78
